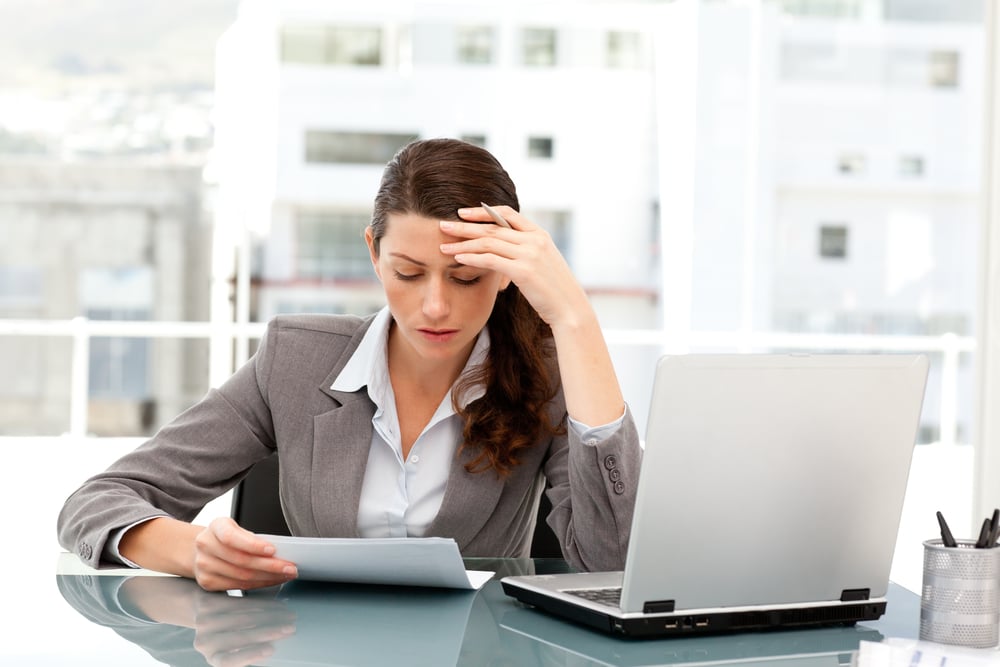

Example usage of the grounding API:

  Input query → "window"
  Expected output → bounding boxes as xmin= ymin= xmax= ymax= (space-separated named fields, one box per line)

xmin=929 ymin=50 xmax=960 ymax=88
xmin=280 ymin=25 xmax=326 ymax=64
xmin=296 ymin=210 xmax=373 ymax=280
xmin=837 ymin=153 xmax=866 ymax=175
xmin=523 ymin=28 xmax=557 ymax=67
xmin=456 ymin=25 xmax=494 ymax=64
xmin=900 ymin=155 xmax=925 ymax=177
xmin=777 ymin=0 xmax=863 ymax=19
xmin=0 ymin=266 xmax=43 ymax=309
xmin=607 ymin=31 xmax=644 ymax=69
xmin=87 ymin=308 xmax=151 ymax=399
xmin=305 ymin=131 xmax=418 ymax=165
xmin=782 ymin=43 xmax=962 ymax=90
xmin=818 ymin=225 xmax=849 ymax=259
xmin=281 ymin=25 xmax=382 ymax=66
xmin=527 ymin=136 xmax=554 ymax=159
xmin=460 ymin=134 xmax=487 ymax=148
xmin=529 ymin=210 xmax=572 ymax=263
xmin=80 ymin=267 xmax=153 ymax=400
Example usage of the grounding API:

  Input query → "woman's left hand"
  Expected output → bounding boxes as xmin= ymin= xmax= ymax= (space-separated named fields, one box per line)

xmin=438 ymin=206 xmax=587 ymax=329
xmin=441 ymin=205 xmax=624 ymax=425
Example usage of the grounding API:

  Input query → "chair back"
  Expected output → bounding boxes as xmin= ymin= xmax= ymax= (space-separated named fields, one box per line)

xmin=230 ymin=453 xmax=563 ymax=557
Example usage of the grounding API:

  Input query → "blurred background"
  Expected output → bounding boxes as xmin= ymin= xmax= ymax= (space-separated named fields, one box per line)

xmin=0 ymin=0 xmax=990 ymax=590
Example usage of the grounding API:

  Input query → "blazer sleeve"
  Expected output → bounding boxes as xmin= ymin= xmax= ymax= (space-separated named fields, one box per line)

xmin=56 ymin=322 xmax=283 ymax=569
xmin=542 ymin=404 xmax=642 ymax=572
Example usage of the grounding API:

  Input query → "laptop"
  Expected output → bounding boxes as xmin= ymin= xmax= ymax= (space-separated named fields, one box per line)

xmin=502 ymin=353 xmax=929 ymax=638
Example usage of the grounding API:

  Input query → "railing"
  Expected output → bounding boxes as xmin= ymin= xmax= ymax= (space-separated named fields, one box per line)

xmin=0 ymin=318 xmax=975 ymax=443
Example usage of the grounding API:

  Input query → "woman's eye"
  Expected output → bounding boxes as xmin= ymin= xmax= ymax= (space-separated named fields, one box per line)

xmin=453 ymin=276 xmax=481 ymax=286
xmin=394 ymin=271 xmax=420 ymax=281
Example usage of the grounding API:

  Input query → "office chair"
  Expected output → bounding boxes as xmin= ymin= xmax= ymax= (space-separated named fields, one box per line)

xmin=230 ymin=452 xmax=564 ymax=558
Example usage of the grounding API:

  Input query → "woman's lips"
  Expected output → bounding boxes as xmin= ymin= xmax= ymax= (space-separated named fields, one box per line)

xmin=418 ymin=328 xmax=459 ymax=343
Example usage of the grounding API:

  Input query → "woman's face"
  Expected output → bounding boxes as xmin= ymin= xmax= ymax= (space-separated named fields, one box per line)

xmin=366 ymin=212 xmax=510 ymax=369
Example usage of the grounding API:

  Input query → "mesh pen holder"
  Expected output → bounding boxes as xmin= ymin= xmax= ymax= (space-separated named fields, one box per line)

xmin=920 ymin=539 xmax=1000 ymax=648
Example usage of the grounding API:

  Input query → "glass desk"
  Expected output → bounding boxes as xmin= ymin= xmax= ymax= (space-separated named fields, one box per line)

xmin=35 ymin=554 xmax=919 ymax=666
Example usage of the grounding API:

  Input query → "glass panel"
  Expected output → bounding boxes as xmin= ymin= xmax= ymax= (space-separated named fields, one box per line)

xmin=295 ymin=210 xmax=374 ymax=281
xmin=305 ymin=131 xmax=419 ymax=164
xmin=527 ymin=136 xmax=554 ymax=159
xmin=281 ymin=25 xmax=383 ymax=66
xmin=522 ymin=27 xmax=557 ymax=66
xmin=0 ymin=336 xmax=70 ymax=436
xmin=527 ymin=210 xmax=572 ymax=264
xmin=456 ymin=25 xmax=494 ymax=64
xmin=326 ymin=26 xmax=383 ymax=66
xmin=281 ymin=25 xmax=328 ymax=64
xmin=460 ymin=134 xmax=487 ymax=148
xmin=607 ymin=30 xmax=645 ymax=69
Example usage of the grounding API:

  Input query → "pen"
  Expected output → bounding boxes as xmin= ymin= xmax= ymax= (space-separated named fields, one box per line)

xmin=975 ymin=517 xmax=992 ymax=549
xmin=481 ymin=202 xmax=511 ymax=228
xmin=937 ymin=511 xmax=958 ymax=547
xmin=989 ymin=508 xmax=1000 ymax=547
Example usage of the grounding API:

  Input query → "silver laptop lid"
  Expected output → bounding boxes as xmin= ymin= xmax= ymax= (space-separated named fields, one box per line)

xmin=621 ymin=353 xmax=928 ymax=614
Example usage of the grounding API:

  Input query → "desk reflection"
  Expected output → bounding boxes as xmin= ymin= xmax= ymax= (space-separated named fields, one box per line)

xmin=500 ymin=603 xmax=885 ymax=667
xmin=56 ymin=559 xmax=545 ymax=667
xmin=56 ymin=558 xmax=893 ymax=667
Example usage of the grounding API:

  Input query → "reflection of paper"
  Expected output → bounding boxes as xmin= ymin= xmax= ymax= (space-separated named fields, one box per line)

xmin=265 ymin=535 xmax=493 ymax=589
xmin=261 ymin=581 xmax=479 ymax=667
xmin=855 ymin=639 xmax=1000 ymax=667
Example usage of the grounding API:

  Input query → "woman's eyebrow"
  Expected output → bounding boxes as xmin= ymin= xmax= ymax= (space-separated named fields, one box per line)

xmin=389 ymin=252 xmax=464 ymax=269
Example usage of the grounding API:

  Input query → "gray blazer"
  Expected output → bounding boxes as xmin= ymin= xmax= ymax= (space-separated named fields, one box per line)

xmin=57 ymin=314 xmax=642 ymax=572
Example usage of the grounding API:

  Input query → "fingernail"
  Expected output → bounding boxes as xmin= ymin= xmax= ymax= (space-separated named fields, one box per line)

xmin=283 ymin=566 xmax=297 ymax=577
xmin=457 ymin=208 xmax=473 ymax=214
xmin=439 ymin=220 xmax=455 ymax=230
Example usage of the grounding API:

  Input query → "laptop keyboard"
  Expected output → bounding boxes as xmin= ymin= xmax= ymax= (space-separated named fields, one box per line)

xmin=566 ymin=586 xmax=622 ymax=607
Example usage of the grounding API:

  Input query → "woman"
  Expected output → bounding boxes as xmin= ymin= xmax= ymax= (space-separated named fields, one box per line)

xmin=57 ymin=138 xmax=642 ymax=591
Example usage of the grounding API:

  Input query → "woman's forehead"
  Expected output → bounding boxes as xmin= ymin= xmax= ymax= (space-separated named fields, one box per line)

xmin=381 ymin=212 xmax=462 ymax=254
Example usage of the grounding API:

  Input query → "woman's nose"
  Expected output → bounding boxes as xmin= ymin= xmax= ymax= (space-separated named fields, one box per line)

xmin=422 ymin=278 xmax=450 ymax=319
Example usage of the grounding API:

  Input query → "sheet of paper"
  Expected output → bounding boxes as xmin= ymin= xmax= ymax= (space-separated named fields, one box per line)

xmin=264 ymin=535 xmax=494 ymax=589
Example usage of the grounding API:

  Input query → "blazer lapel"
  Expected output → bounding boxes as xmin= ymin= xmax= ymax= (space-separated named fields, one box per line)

xmin=309 ymin=389 xmax=375 ymax=537
xmin=426 ymin=444 xmax=506 ymax=550
xmin=308 ymin=320 xmax=377 ymax=537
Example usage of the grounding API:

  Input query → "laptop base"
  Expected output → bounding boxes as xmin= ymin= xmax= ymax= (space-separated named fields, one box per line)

xmin=501 ymin=581 xmax=887 ymax=639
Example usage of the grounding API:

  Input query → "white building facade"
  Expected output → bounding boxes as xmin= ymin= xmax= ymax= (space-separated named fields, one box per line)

xmin=213 ymin=0 xmax=982 ymax=440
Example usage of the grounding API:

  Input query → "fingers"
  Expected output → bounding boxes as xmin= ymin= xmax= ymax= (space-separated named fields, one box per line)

xmin=194 ymin=612 xmax=296 ymax=667
xmin=193 ymin=519 xmax=298 ymax=592
xmin=440 ymin=219 xmax=548 ymax=267
xmin=456 ymin=205 xmax=537 ymax=232
xmin=209 ymin=517 xmax=278 ymax=557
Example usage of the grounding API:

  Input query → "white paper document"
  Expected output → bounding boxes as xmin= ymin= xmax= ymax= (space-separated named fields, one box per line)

xmin=265 ymin=535 xmax=494 ymax=589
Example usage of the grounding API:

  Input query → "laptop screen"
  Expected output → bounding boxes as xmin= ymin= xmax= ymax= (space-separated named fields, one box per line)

xmin=621 ymin=354 xmax=928 ymax=614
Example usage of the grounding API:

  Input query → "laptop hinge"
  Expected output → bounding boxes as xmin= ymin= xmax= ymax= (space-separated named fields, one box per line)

xmin=840 ymin=588 xmax=870 ymax=602
xmin=643 ymin=600 xmax=675 ymax=614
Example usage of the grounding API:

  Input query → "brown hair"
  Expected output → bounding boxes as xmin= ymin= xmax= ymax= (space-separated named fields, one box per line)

xmin=370 ymin=138 xmax=562 ymax=476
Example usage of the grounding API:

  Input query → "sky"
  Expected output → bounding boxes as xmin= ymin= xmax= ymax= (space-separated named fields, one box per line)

xmin=0 ymin=0 xmax=241 ymax=92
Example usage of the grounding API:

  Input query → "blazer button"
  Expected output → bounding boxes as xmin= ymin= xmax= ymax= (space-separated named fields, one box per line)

xmin=79 ymin=543 xmax=93 ymax=560
xmin=604 ymin=455 xmax=617 ymax=470
xmin=613 ymin=481 xmax=626 ymax=495
xmin=609 ymin=468 xmax=621 ymax=482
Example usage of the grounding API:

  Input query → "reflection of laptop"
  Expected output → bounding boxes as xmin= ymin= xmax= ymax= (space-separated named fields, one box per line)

xmin=500 ymin=600 xmax=884 ymax=666
xmin=502 ymin=354 xmax=928 ymax=638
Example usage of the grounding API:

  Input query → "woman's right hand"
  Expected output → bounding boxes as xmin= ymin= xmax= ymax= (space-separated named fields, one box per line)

xmin=192 ymin=517 xmax=299 ymax=592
